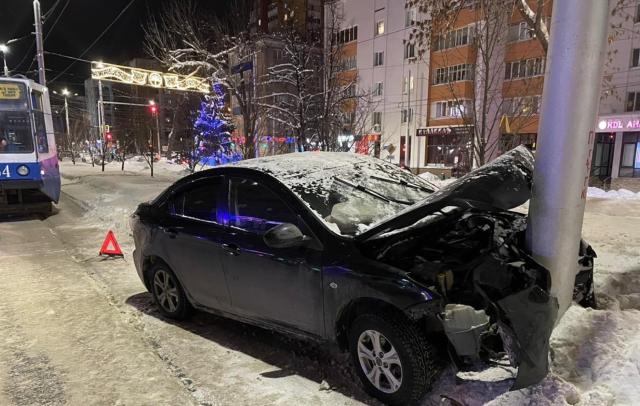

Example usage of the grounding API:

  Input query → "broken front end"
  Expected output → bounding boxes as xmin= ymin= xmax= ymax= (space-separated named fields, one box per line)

xmin=373 ymin=208 xmax=596 ymax=389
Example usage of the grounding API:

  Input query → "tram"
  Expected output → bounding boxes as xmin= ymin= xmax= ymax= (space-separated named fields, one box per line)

xmin=0 ymin=76 xmax=60 ymax=214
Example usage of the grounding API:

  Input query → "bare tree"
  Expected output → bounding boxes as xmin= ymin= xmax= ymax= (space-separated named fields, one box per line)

xmin=407 ymin=0 xmax=547 ymax=167
xmin=144 ymin=0 xmax=260 ymax=158
xmin=258 ymin=30 xmax=323 ymax=152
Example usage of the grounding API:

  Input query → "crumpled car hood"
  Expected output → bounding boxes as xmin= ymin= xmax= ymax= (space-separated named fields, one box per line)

xmin=357 ymin=146 xmax=534 ymax=242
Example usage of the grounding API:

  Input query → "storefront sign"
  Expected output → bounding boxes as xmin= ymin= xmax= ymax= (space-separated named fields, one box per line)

xmin=417 ymin=126 xmax=473 ymax=137
xmin=417 ymin=127 xmax=452 ymax=136
xmin=598 ymin=118 xmax=640 ymax=131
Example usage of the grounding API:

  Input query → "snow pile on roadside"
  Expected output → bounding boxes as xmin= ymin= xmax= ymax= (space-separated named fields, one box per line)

xmin=60 ymin=158 xmax=195 ymax=180
xmin=587 ymin=187 xmax=640 ymax=200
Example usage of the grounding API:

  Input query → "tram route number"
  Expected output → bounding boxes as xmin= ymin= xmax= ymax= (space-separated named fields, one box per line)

xmin=1 ymin=165 xmax=11 ymax=178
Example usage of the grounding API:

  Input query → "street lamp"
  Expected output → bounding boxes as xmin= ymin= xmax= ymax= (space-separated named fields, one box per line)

xmin=60 ymin=88 xmax=76 ymax=164
xmin=0 ymin=44 xmax=9 ymax=76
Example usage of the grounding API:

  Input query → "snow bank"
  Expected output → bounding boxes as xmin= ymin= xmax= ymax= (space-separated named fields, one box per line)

xmin=587 ymin=187 xmax=640 ymax=200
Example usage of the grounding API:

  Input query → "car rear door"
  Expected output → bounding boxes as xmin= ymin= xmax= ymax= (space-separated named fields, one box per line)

xmin=220 ymin=176 xmax=324 ymax=336
xmin=157 ymin=176 xmax=232 ymax=311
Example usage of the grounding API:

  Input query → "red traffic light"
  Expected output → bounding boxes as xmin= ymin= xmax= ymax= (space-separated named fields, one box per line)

xmin=149 ymin=105 xmax=158 ymax=114
xmin=106 ymin=132 xmax=113 ymax=141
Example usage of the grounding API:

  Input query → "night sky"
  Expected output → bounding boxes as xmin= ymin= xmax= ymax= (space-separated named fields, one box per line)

xmin=0 ymin=0 xmax=229 ymax=95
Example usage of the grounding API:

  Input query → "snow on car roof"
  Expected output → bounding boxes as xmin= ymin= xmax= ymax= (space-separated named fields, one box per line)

xmin=229 ymin=151 xmax=396 ymax=178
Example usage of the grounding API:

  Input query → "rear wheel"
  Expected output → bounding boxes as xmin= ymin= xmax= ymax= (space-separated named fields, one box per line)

xmin=348 ymin=311 xmax=439 ymax=405
xmin=150 ymin=264 xmax=192 ymax=320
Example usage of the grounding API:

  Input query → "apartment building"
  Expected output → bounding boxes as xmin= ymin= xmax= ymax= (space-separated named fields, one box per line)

xmin=250 ymin=0 xmax=323 ymax=35
xmin=232 ymin=0 xmax=323 ymax=155
xmin=594 ymin=1 xmax=640 ymax=191
xmin=425 ymin=2 xmax=550 ymax=177
xmin=326 ymin=0 xmax=430 ymax=168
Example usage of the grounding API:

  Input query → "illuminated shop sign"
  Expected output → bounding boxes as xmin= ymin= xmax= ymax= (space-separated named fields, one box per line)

xmin=598 ymin=118 xmax=640 ymax=131
xmin=90 ymin=62 xmax=209 ymax=93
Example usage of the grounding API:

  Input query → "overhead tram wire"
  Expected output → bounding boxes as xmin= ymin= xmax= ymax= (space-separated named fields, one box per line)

xmin=49 ymin=0 xmax=138 ymax=84
xmin=19 ymin=0 xmax=64 ymax=75
xmin=44 ymin=0 xmax=71 ymax=42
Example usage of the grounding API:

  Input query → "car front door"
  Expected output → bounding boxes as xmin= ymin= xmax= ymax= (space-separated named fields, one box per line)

xmin=220 ymin=176 xmax=324 ymax=336
xmin=158 ymin=176 xmax=232 ymax=311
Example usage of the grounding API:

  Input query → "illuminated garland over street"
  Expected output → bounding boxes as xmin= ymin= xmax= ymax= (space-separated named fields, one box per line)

xmin=90 ymin=61 xmax=209 ymax=93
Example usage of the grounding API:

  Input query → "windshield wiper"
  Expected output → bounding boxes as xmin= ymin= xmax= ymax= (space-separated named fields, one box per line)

xmin=369 ymin=174 xmax=436 ymax=193
xmin=334 ymin=176 xmax=414 ymax=205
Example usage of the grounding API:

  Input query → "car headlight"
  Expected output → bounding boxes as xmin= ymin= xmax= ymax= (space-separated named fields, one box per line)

xmin=17 ymin=165 xmax=29 ymax=176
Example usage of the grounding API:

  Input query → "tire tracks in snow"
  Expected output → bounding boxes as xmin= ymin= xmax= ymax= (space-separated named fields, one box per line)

xmin=43 ymin=195 xmax=215 ymax=406
xmin=0 ymin=296 xmax=67 ymax=406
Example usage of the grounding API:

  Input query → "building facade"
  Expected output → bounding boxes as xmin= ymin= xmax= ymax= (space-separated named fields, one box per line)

xmin=327 ymin=0 xmax=430 ymax=168
xmin=594 ymin=1 xmax=640 ymax=191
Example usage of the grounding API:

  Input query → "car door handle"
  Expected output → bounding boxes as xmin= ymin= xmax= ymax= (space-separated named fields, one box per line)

xmin=222 ymin=243 xmax=241 ymax=256
xmin=160 ymin=226 xmax=179 ymax=239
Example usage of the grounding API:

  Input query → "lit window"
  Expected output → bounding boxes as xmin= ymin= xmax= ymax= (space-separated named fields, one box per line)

xmin=376 ymin=20 xmax=385 ymax=36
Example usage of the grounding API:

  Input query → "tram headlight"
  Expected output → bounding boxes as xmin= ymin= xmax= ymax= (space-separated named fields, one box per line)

xmin=17 ymin=165 xmax=30 ymax=176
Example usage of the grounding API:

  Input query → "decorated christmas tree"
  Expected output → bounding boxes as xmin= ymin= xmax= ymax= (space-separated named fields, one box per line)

xmin=193 ymin=83 xmax=241 ymax=166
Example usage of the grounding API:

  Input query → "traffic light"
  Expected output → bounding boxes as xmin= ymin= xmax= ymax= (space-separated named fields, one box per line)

xmin=149 ymin=100 xmax=158 ymax=115
xmin=106 ymin=132 xmax=113 ymax=141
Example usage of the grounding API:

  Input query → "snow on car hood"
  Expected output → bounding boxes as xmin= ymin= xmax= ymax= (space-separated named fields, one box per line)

xmin=358 ymin=146 xmax=535 ymax=241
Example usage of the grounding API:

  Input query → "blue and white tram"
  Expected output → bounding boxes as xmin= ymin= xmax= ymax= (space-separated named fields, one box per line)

xmin=0 ymin=77 xmax=60 ymax=214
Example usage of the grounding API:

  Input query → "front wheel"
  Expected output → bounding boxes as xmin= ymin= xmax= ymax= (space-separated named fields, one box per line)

xmin=150 ymin=264 xmax=193 ymax=320
xmin=348 ymin=312 xmax=439 ymax=405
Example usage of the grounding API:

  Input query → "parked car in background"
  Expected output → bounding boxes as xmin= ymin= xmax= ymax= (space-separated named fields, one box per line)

xmin=131 ymin=148 xmax=595 ymax=405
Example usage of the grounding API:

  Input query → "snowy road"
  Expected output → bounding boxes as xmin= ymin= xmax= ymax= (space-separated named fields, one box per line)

xmin=0 ymin=159 xmax=639 ymax=405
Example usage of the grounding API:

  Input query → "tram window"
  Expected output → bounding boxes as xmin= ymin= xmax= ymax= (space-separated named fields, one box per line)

xmin=31 ymin=92 xmax=43 ymax=110
xmin=31 ymin=90 xmax=48 ymax=154
xmin=0 ymin=82 xmax=34 ymax=154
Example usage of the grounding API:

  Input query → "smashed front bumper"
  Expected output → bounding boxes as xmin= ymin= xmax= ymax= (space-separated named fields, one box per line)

xmin=471 ymin=241 xmax=596 ymax=390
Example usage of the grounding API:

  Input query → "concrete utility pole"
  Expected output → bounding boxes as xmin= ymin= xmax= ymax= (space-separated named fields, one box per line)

xmin=405 ymin=69 xmax=411 ymax=168
xmin=98 ymin=80 xmax=106 ymax=172
xmin=33 ymin=0 xmax=46 ymax=85
xmin=0 ymin=44 xmax=9 ymax=76
xmin=62 ymin=89 xmax=74 ymax=164
xmin=526 ymin=0 xmax=609 ymax=319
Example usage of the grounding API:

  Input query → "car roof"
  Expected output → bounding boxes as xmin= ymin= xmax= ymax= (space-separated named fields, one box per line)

xmin=221 ymin=151 xmax=389 ymax=180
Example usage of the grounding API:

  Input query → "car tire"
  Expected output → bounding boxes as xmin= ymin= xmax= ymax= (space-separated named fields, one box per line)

xmin=348 ymin=311 xmax=439 ymax=406
xmin=150 ymin=263 xmax=193 ymax=320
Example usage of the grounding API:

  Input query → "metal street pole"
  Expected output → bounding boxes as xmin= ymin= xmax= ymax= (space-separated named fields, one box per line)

xmin=98 ymin=79 xmax=106 ymax=172
xmin=526 ymin=0 xmax=609 ymax=320
xmin=253 ymin=51 xmax=260 ymax=158
xmin=155 ymin=112 xmax=161 ymax=159
xmin=405 ymin=69 xmax=411 ymax=169
xmin=63 ymin=94 xmax=72 ymax=163
xmin=0 ymin=48 xmax=8 ymax=76
xmin=33 ymin=0 xmax=46 ymax=85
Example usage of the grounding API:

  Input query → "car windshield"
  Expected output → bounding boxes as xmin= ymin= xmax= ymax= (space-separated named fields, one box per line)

xmin=283 ymin=157 xmax=435 ymax=236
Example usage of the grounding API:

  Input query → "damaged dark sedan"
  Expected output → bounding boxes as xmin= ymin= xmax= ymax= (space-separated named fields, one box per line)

xmin=131 ymin=147 xmax=595 ymax=405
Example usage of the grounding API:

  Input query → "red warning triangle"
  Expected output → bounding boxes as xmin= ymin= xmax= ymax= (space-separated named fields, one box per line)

xmin=99 ymin=230 xmax=124 ymax=257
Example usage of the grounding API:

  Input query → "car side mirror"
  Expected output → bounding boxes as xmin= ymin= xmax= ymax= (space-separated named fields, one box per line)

xmin=263 ymin=223 xmax=310 ymax=249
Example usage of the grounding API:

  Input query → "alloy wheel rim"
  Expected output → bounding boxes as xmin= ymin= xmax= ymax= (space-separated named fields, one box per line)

xmin=357 ymin=330 xmax=403 ymax=394
xmin=153 ymin=269 xmax=179 ymax=313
